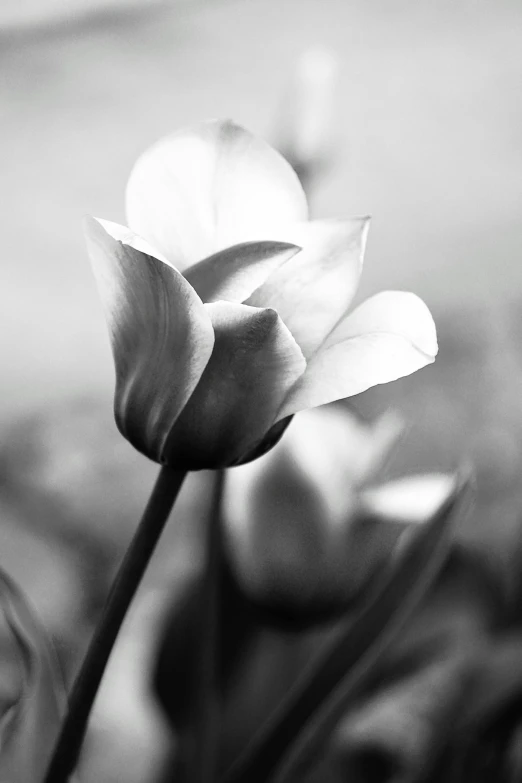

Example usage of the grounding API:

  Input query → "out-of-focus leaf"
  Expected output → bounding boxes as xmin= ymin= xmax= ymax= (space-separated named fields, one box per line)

xmin=0 ymin=567 xmax=67 ymax=782
xmin=222 ymin=475 xmax=470 ymax=783
xmin=457 ymin=635 xmax=522 ymax=734
xmin=329 ymin=655 xmax=474 ymax=783
xmin=431 ymin=648 xmax=522 ymax=783
xmin=329 ymin=544 xmax=501 ymax=783
xmin=434 ymin=630 xmax=522 ymax=783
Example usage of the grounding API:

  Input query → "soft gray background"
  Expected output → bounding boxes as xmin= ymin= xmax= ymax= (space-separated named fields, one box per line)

xmin=1 ymin=0 xmax=522 ymax=420
xmin=1 ymin=6 xmax=521 ymax=781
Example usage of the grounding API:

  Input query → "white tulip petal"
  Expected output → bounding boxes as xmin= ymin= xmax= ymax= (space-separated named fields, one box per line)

xmin=162 ymin=302 xmax=306 ymax=469
xmin=125 ymin=120 xmax=308 ymax=271
xmin=223 ymin=405 xmax=404 ymax=613
xmin=361 ymin=474 xmax=458 ymax=524
xmin=84 ymin=217 xmax=215 ymax=462
xmin=225 ymin=406 xmax=381 ymax=563
xmin=278 ymin=291 xmax=438 ymax=418
xmin=184 ymin=241 xmax=301 ymax=304
xmin=89 ymin=220 xmax=171 ymax=265
xmin=246 ymin=218 xmax=369 ymax=358
xmin=224 ymin=406 xmax=402 ymax=579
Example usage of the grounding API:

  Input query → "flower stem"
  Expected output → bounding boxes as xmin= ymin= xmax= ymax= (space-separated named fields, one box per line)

xmin=43 ymin=465 xmax=186 ymax=783
xmin=187 ymin=468 xmax=225 ymax=783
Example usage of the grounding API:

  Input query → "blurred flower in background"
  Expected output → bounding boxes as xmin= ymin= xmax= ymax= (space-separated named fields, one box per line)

xmin=274 ymin=47 xmax=339 ymax=198
xmin=154 ymin=475 xmax=501 ymax=781
xmin=224 ymin=404 xmax=405 ymax=617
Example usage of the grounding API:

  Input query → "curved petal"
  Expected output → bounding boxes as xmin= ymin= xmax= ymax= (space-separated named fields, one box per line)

xmin=84 ymin=217 xmax=215 ymax=462
xmin=184 ymin=241 xmax=301 ymax=304
xmin=361 ymin=474 xmax=458 ymax=524
xmin=162 ymin=302 xmax=306 ymax=469
xmin=245 ymin=218 xmax=369 ymax=358
xmin=278 ymin=291 xmax=438 ymax=418
xmin=125 ymin=120 xmax=308 ymax=271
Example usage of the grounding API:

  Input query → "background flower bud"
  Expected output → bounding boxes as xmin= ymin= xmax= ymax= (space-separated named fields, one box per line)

xmin=224 ymin=404 xmax=405 ymax=619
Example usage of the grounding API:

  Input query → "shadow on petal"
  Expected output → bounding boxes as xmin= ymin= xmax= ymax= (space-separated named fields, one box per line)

xmin=185 ymin=241 xmax=301 ymax=304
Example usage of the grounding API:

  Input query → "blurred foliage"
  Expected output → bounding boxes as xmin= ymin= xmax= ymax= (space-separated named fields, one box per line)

xmin=0 ymin=569 xmax=66 ymax=782
xmin=0 ymin=401 xmax=214 ymax=781
xmin=1 ymin=300 xmax=522 ymax=780
xmin=155 ymin=482 xmax=462 ymax=783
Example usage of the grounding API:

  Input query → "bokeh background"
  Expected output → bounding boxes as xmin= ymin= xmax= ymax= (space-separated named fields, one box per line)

xmin=1 ymin=1 xmax=522 ymax=781
xmin=2 ymin=0 xmax=522 ymax=418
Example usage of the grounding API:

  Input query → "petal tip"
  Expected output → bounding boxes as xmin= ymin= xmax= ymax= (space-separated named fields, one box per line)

xmin=83 ymin=214 xmax=104 ymax=238
xmin=382 ymin=290 xmax=439 ymax=360
xmin=84 ymin=216 xmax=129 ymax=243
xmin=86 ymin=216 xmax=170 ymax=264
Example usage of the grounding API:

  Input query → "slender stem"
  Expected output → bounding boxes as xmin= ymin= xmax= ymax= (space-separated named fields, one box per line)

xmin=188 ymin=468 xmax=225 ymax=783
xmin=44 ymin=465 xmax=186 ymax=783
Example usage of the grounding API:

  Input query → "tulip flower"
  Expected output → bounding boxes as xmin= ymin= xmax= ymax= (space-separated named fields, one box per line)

xmin=224 ymin=403 xmax=457 ymax=619
xmin=85 ymin=119 xmax=437 ymax=470
xmin=224 ymin=404 xmax=402 ymax=614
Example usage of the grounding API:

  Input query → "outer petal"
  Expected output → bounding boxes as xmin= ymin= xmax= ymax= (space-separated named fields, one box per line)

xmin=245 ymin=218 xmax=369 ymax=358
xmin=278 ymin=291 xmax=438 ymax=418
xmin=184 ymin=241 xmax=301 ymax=304
xmin=84 ymin=217 xmax=215 ymax=462
xmin=125 ymin=120 xmax=308 ymax=271
xmin=162 ymin=302 xmax=306 ymax=469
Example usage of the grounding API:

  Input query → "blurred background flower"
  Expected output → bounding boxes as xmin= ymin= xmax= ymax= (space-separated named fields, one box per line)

xmin=274 ymin=47 xmax=340 ymax=200
xmin=223 ymin=404 xmax=406 ymax=617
